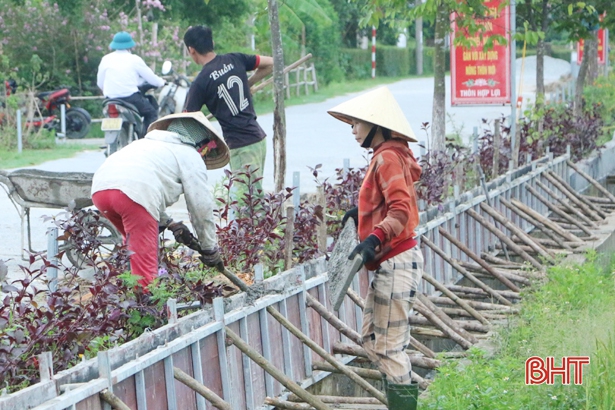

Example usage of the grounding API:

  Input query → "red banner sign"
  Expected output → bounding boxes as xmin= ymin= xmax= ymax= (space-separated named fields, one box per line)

xmin=450 ymin=0 xmax=511 ymax=106
xmin=577 ymin=29 xmax=607 ymax=65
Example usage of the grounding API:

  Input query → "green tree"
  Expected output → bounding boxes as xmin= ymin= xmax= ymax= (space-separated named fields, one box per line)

xmin=355 ymin=0 xmax=503 ymax=151
xmin=551 ymin=1 xmax=614 ymax=117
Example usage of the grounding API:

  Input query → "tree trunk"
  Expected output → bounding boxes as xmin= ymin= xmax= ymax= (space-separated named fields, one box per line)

xmin=574 ymin=34 xmax=597 ymax=117
xmin=415 ymin=0 xmax=423 ymax=75
xmin=431 ymin=5 xmax=448 ymax=151
xmin=268 ymin=0 xmax=287 ymax=192
xmin=535 ymin=38 xmax=545 ymax=107
xmin=586 ymin=32 xmax=599 ymax=84
xmin=535 ymin=0 xmax=549 ymax=109
xmin=135 ymin=0 xmax=144 ymax=52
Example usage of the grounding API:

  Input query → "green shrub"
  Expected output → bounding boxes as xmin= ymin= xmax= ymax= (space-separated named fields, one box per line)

xmin=584 ymin=72 xmax=615 ymax=130
xmin=340 ymin=48 xmax=372 ymax=80
xmin=377 ymin=45 xmax=410 ymax=77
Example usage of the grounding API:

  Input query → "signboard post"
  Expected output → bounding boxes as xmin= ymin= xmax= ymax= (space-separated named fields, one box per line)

xmin=450 ymin=0 xmax=511 ymax=106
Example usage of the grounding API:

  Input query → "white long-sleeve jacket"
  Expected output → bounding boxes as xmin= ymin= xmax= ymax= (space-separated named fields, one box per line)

xmin=92 ymin=130 xmax=217 ymax=250
xmin=97 ymin=50 xmax=165 ymax=98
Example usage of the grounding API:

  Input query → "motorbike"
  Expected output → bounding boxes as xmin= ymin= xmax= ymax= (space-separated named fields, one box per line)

xmin=100 ymin=83 xmax=159 ymax=156
xmin=1 ymin=81 xmax=91 ymax=139
xmin=101 ymin=61 xmax=190 ymax=156
xmin=157 ymin=60 xmax=191 ymax=116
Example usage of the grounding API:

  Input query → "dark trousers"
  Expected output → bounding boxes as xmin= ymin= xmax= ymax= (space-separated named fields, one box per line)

xmin=119 ymin=92 xmax=158 ymax=138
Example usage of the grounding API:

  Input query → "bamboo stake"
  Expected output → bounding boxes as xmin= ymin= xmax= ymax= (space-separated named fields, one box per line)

xmin=412 ymin=300 xmax=474 ymax=348
xmin=225 ymin=327 xmax=332 ymax=410
xmin=479 ymin=202 xmax=556 ymax=263
xmin=421 ymin=271 xmax=490 ymax=325
xmin=536 ymin=180 xmax=597 ymax=228
xmin=496 ymin=243 xmax=572 ymax=256
xmin=466 ymin=209 xmax=543 ymax=270
xmin=312 ymin=361 xmax=429 ymax=390
xmin=317 ymin=186 xmax=327 ymax=253
xmin=100 ymin=389 xmax=132 ymax=410
xmin=526 ymin=185 xmax=593 ymax=236
xmin=428 ymin=296 xmax=518 ymax=312
xmin=288 ymin=394 xmax=381 ymax=405
xmin=480 ymin=253 xmax=525 ymax=268
xmin=510 ymin=199 xmax=583 ymax=243
xmin=439 ymin=307 xmax=512 ymax=320
xmin=284 ymin=204 xmax=295 ymax=270
xmin=312 ymin=361 xmax=382 ymax=379
xmin=445 ymin=284 xmax=520 ymax=300
xmin=543 ymin=172 xmax=605 ymax=221
xmin=332 ymin=342 xmax=441 ymax=369
xmin=459 ymin=260 xmax=539 ymax=280
xmin=173 ymin=368 xmax=232 ymax=410
xmin=582 ymin=194 xmax=615 ymax=205
xmin=417 ymin=293 xmax=482 ymax=341
xmin=492 ymin=119 xmax=501 ymax=178
xmin=412 ymin=327 xmax=447 ymax=338
xmin=410 ymin=336 xmax=437 ymax=359
xmin=462 ymin=267 xmax=532 ymax=286
xmin=408 ymin=315 xmax=490 ymax=333
xmin=566 ymin=159 xmax=615 ymax=204
xmin=437 ymin=227 xmax=520 ymax=292
xmin=264 ymin=398 xmax=312 ymax=410
xmin=265 ymin=306 xmax=388 ymax=404
xmin=499 ymin=198 xmax=574 ymax=250
xmin=511 ymin=236 xmax=582 ymax=250
xmin=549 ymin=170 xmax=607 ymax=218
xmin=306 ymin=293 xmax=361 ymax=345
xmin=422 ymin=235 xmax=513 ymax=306
xmin=346 ymin=288 xmax=365 ymax=310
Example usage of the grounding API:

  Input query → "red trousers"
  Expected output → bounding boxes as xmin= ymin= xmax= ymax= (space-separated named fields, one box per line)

xmin=92 ymin=189 xmax=158 ymax=288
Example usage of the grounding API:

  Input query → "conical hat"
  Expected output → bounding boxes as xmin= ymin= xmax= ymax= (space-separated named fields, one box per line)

xmin=148 ymin=111 xmax=230 ymax=170
xmin=327 ymin=87 xmax=417 ymax=143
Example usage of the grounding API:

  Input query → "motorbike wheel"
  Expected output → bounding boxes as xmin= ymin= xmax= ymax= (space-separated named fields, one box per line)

xmin=159 ymin=96 xmax=176 ymax=117
xmin=65 ymin=107 xmax=91 ymax=139
xmin=64 ymin=213 xmax=123 ymax=269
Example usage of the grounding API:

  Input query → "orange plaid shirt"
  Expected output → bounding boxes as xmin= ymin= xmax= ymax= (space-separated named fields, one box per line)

xmin=357 ymin=139 xmax=422 ymax=270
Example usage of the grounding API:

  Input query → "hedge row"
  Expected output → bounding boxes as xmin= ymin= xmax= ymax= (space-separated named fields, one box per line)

xmin=341 ymin=44 xmax=571 ymax=80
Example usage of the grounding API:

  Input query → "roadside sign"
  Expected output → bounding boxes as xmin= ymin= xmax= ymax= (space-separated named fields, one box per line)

xmin=577 ymin=29 xmax=607 ymax=65
xmin=450 ymin=0 xmax=511 ymax=106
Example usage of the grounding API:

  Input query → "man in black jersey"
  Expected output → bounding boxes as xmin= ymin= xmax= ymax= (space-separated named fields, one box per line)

xmin=183 ymin=26 xmax=273 ymax=194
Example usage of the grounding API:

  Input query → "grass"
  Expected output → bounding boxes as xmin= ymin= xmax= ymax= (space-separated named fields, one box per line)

xmin=421 ymin=250 xmax=615 ymax=410
xmin=0 ymin=143 xmax=99 ymax=170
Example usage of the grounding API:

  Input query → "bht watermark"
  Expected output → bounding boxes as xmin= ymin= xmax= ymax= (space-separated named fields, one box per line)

xmin=525 ymin=356 xmax=590 ymax=385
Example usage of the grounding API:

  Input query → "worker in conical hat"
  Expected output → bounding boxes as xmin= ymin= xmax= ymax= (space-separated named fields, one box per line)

xmin=92 ymin=112 xmax=230 ymax=289
xmin=328 ymin=86 xmax=422 ymax=410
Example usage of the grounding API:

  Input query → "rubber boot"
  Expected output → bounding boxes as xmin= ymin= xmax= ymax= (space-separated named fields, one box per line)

xmin=386 ymin=381 xmax=418 ymax=410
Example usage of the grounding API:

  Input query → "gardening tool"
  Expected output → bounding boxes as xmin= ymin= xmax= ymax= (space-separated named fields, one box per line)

xmin=327 ymin=219 xmax=362 ymax=311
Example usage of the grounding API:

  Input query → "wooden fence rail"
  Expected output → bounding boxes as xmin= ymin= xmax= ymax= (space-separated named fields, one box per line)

xmin=5 ymin=147 xmax=615 ymax=410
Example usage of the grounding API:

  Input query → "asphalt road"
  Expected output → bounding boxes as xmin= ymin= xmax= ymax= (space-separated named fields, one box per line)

xmin=0 ymin=56 xmax=571 ymax=279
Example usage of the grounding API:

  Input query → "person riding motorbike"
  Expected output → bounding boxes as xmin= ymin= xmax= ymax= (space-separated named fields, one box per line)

xmin=97 ymin=31 xmax=165 ymax=137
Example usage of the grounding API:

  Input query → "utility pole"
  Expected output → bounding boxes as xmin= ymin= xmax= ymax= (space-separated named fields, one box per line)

xmin=510 ymin=0 xmax=518 ymax=169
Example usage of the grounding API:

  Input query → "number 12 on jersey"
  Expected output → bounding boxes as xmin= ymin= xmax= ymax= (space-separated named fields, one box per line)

xmin=217 ymin=75 xmax=249 ymax=116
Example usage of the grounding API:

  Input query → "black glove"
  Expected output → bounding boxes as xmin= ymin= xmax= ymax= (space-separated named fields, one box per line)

xmin=200 ymin=248 xmax=224 ymax=272
xmin=158 ymin=218 xmax=173 ymax=234
xmin=167 ymin=221 xmax=197 ymax=247
xmin=342 ymin=206 xmax=358 ymax=228
xmin=348 ymin=235 xmax=381 ymax=264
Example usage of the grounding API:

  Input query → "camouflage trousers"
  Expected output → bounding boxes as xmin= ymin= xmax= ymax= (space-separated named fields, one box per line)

xmin=361 ymin=246 xmax=423 ymax=385
xmin=229 ymin=138 xmax=267 ymax=194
